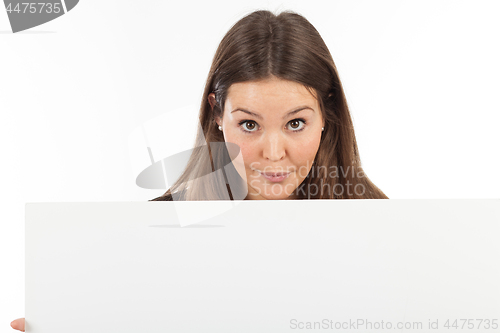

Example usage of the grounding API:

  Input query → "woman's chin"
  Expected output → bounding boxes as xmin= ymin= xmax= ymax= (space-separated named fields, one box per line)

xmin=264 ymin=194 xmax=293 ymax=200
xmin=246 ymin=192 xmax=291 ymax=200
xmin=246 ymin=183 xmax=297 ymax=200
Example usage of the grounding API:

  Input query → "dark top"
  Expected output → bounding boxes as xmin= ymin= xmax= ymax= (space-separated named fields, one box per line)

xmin=149 ymin=184 xmax=236 ymax=201
xmin=149 ymin=193 xmax=174 ymax=201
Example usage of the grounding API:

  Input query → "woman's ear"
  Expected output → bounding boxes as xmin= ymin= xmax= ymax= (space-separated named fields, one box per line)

xmin=208 ymin=93 xmax=216 ymax=110
xmin=209 ymin=93 xmax=222 ymax=126
xmin=214 ymin=116 xmax=222 ymax=127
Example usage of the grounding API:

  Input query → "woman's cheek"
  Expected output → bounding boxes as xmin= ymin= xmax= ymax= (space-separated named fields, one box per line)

xmin=299 ymin=132 xmax=321 ymax=150
xmin=300 ymin=134 xmax=321 ymax=161
xmin=236 ymin=142 xmax=256 ymax=169
xmin=226 ymin=138 xmax=254 ymax=179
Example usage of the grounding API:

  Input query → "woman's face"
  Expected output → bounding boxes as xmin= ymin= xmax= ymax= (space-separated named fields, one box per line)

xmin=210 ymin=76 xmax=324 ymax=200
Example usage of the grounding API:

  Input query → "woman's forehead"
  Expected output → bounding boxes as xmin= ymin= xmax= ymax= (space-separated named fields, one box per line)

xmin=226 ymin=78 xmax=319 ymax=108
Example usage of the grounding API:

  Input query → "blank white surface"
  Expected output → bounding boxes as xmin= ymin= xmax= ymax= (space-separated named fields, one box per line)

xmin=3 ymin=0 xmax=500 ymax=329
xmin=25 ymin=200 xmax=499 ymax=332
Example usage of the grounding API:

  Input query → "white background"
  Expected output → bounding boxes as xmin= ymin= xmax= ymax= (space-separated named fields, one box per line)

xmin=1 ymin=0 xmax=499 ymax=329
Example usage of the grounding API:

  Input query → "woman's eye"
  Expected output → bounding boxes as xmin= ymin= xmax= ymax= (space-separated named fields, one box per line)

xmin=240 ymin=121 xmax=259 ymax=132
xmin=287 ymin=119 xmax=306 ymax=131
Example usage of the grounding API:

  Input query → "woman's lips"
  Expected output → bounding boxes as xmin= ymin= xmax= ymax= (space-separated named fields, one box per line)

xmin=257 ymin=170 xmax=291 ymax=183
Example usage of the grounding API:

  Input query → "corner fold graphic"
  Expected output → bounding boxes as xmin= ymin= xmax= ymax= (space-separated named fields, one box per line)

xmin=64 ymin=0 xmax=78 ymax=12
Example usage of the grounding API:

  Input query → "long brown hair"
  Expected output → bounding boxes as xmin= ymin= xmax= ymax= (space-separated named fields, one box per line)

xmin=151 ymin=10 xmax=388 ymax=201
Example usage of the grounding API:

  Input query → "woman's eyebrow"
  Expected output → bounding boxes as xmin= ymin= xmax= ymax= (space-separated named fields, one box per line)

xmin=230 ymin=106 xmax=314 ymax=120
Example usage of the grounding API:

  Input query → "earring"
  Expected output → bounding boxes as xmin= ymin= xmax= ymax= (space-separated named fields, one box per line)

xmin=322 ymin=127 xmax=324 ymax=131
xmin=218 ymin=125 xmax=222 ymax=131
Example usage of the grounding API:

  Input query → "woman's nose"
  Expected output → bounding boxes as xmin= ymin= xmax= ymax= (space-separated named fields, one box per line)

xmin=262 ymin=132 xmax=286 ymax=162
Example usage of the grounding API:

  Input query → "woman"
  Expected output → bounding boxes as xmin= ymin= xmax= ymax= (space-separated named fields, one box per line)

xmin=11 ymin=9 xmax=387 ymax=332
xmin=149 ymin=9 xmax=387 ymax=202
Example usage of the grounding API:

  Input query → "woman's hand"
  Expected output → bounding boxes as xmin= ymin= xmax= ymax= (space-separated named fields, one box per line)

xmin=10 ymin=318 xmax=25 ymax=332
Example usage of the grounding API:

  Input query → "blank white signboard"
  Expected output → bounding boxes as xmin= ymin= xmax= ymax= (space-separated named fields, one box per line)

xmin=25 ymin=199 xmax=500 ymax=332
